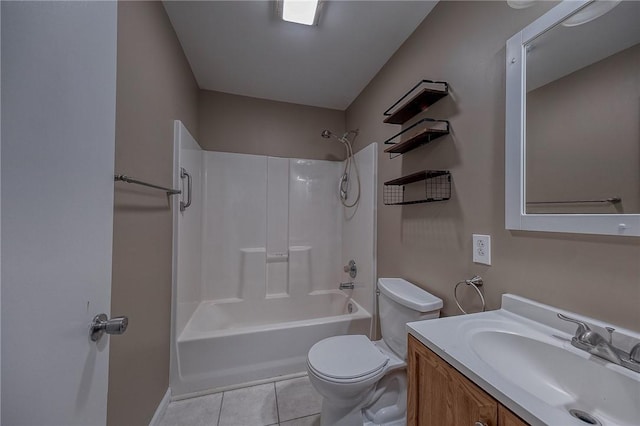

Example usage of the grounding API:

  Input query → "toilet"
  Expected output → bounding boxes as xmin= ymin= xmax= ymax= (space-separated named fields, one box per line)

xmin=307 ymin=278 xmax=443 ymax=426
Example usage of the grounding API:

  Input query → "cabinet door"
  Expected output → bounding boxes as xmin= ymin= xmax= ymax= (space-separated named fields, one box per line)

xmin=499 ymin=405 xmax=529 ymax=426
xmin=408 ymin=334 xmax=452 ymax=425
xmin=448 ymin=364 xmax=498 ymax=426
xmin=408 ymin=335 xmax=498 ymax=426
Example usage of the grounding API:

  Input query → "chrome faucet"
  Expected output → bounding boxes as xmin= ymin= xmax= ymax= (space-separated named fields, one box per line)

xmin=344 ymin=260 xmax=357 ymax=279
xmin=558 ymin=313 xmax=640 ymax=372
xmin=630 ymin=343 xmax=640 ymax=363
xmin=339 ymin=282 xmax=355 ymax=290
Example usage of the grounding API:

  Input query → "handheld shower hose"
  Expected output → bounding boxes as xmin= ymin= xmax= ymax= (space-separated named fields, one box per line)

xmin=321 ymin=129 xmax=361 ymax=208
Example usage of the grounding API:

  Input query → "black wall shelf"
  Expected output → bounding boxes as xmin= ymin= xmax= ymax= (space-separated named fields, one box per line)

xmin=383 ymin=80 xmax=449 ymax=125
xmin=383 ymin=170 xmax=451 ymax=205
xmin=383 ymin=118 xmax=450 ymax=157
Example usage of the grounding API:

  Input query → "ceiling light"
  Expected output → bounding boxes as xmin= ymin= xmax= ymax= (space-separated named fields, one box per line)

xmin=506 ymin=1 xmax=537 ymax=10
xmin=276 ymin=0 xmax=322 ymax=26
xmin=561 ymin=0 xmax=621 ymax=27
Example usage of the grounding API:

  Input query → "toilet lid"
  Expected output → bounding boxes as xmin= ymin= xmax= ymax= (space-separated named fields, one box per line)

xmin=308 ymin=335 xmax=389 ymax=380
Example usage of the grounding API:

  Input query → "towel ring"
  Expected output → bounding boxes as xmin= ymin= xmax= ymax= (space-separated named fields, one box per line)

xmin=454 ymin=276 xmax=486 ymax=314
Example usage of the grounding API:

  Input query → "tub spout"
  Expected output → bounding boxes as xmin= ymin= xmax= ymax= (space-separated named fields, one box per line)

xmin=339 ymin=282 xmax=355 ymax=290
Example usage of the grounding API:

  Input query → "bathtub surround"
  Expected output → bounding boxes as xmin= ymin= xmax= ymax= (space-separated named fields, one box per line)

xmin=345 ymin=1 xmax=640 ymax=330
xmin=172 ymin=122 xmax=377 ymax=395
xmin=197 ymin=89 xmax=377 ymax=328
xmin=199 ymin=153 xmax=344 ymax=302
xmin=267 ymin=157 xmax=292 ymax=297
xmin=173 ymin=123 xmax=203 ymax=339
xmin=110 ymin=2 xmax=199 ymax=425
xmin=341 ymin=144 xmax=378 ymax=320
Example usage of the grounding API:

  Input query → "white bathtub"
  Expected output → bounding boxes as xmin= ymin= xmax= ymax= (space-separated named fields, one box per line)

xmin=172 ymin=290 xmax=371 ymax=396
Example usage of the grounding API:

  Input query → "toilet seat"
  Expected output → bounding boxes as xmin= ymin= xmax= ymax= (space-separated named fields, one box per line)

xmin=307 ymin=335 xmax=389 ymax=382
xmin=306 ymin=279 xmax=442 ymax=426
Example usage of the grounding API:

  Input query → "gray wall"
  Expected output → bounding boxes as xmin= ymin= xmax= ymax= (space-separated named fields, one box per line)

xmin=109 ymin=2 xmax=199 ymax=425
xmin=346 ymin=1 xmax=640 ymax=330
xmin=198 ymin=90 xmax=346 ymax=160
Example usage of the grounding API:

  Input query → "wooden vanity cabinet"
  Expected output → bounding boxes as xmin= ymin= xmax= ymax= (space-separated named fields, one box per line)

xmin=408 ymin=334 xmax=529 ymax=426
xmin=498 ymin=405 xmax=529 ymax=426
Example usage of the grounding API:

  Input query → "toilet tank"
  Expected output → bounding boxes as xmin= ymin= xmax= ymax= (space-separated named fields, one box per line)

xmin=377 ymin=278 xmax=443 ymax=359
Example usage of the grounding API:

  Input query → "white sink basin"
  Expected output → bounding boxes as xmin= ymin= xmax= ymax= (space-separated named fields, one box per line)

xmin=407 ymin=294 xmax=640 ymax=426
xmin=470 ymin=330 xmax=640 ymax=426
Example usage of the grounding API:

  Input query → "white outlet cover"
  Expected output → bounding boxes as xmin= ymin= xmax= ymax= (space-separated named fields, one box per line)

xmin=473 ymin=234 xmax=491 ymax=265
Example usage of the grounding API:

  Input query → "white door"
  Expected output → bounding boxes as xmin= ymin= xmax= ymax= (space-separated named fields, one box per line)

xmin=1 ymin=2 xmax=118 ymax=425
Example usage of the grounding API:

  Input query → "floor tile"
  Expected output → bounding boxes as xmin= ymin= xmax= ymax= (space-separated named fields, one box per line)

xmin=279 ymin=414 xmax=321 ymax=426
xmin=158 ymin=393 xmax=222 ymax=426
xmin=218 ymin=383 xmax=278 ymax=426
xmin=275 ymin=376 xmax=323 ymax=422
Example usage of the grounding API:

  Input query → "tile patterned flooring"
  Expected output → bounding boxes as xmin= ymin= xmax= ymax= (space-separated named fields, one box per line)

xmin=159 ymin=376 xmax=322 ymax=426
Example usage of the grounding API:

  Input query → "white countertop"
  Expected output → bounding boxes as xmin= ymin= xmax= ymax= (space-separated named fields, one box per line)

xmin=407 ymin=294 xmax=640 ymax=426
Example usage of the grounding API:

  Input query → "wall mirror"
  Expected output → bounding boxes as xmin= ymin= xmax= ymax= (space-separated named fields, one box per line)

xmin=506 ymin=0 xmax=640 ymax=236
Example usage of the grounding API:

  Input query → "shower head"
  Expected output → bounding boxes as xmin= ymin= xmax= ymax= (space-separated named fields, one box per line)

xmin=320 ymin=129 xmax=349 ymax=143
xmin=321 ymin=129 xmax=360 ymax=148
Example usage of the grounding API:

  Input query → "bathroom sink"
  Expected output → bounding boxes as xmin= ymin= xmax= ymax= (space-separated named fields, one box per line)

xmin=469 ymin=330 xmax=640 ymax=426
xmin=407 ymin=295 xmax=640 ymax=426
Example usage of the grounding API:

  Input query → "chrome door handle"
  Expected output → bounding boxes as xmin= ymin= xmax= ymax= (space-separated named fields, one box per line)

xmin=90 ymin=313 xmax=129 ymax=342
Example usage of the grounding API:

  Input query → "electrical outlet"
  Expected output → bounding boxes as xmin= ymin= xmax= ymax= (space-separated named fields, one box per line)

xmin=472 ymin=234 xmax=491 ymax=265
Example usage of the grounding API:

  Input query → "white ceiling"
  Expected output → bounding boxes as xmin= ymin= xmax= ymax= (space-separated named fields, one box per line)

xmin=163 ymin=1 xmax=438 ymax=110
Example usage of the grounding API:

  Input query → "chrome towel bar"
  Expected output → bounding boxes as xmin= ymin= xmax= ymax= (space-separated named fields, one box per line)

xmin=114 ymin=174 xmax=181 ymax=196
xmin=527 ymin=197 xmax=621 ymax=205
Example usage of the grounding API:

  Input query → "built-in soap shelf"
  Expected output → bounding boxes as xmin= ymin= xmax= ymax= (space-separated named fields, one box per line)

xmin=383 ymin=118 xmax=450 ymax=158
xmin=383 ymin=170 xmax=451 ymax=206
xmin=383 ymin=79 xmax=449 ymax=125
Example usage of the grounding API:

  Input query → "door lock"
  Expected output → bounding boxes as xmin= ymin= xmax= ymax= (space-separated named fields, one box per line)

xmin=90 ymin=313 xmax=128 ymax=342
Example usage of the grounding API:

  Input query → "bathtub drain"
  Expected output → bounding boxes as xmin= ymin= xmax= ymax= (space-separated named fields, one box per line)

xmin=348 ymin=303 xmax=353 ymax=314
xmin=569 ymin=409 xmax=601 ymax=425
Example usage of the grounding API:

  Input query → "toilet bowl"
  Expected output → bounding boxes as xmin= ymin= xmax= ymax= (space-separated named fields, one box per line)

xmin=307 ymin=278 xmax=442 ymax=426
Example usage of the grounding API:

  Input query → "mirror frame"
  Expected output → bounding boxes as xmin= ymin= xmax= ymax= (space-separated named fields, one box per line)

xmin=505 ymin=0 xmax=640 ymax=237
